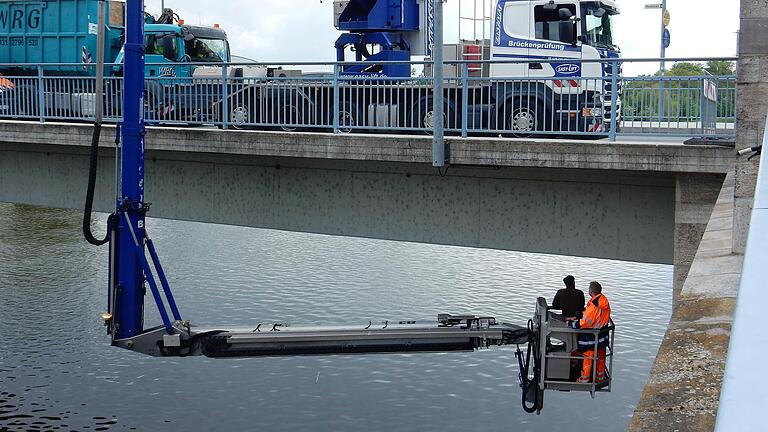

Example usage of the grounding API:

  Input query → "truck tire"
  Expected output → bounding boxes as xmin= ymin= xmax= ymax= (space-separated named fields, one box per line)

xmin=228 ymin=101 xmax=252 ymax=130
xmin=329 ymin=101 xmax=363 ymax=133
xmin=407 ymin=96 xmax=454 ymax=133
xmin=501 ymin=97 xmax=544 ymax=136
xmin=279 ymin=103 xmax=300 ymax=132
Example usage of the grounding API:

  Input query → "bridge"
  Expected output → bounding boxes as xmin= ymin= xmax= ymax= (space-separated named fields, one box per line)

xmin=0 ymin=9 xmax=764 ymax=432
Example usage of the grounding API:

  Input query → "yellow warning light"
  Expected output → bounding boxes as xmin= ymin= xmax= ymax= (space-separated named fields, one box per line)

xmin=101 ymin=312 xmax=113 ymax=321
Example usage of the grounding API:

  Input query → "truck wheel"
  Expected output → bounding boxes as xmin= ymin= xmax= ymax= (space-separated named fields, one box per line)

xmin=330 ymin=102 xmax=362 ymax=133
xmin=502 ymin=98 xmax=544 ymax=136
xmin=229 ymin=102 xmax=252 ymax=130
xmin=279 ymin=104 xmax=300 ymax=132
xmin=407 ymin=96 xmax=454 ymax=133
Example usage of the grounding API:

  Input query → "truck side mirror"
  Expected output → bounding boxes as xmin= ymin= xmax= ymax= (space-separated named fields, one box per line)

xmin=558 ymin=20 xmax=575 ymax=45
xmin=594 ymin=7 xmax=606 ymax=18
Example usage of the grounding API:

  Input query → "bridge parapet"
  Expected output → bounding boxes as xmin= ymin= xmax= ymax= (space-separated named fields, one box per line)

xmin=0 ymin=120 xmax=733 ymax=174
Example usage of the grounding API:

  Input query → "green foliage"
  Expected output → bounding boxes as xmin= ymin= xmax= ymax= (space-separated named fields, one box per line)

xmin=663 ymin=62 xmax=704 ymax=77
xmin=621 ymin=61 xmax=736 ymax=122
xmin=705 ymin=60 xmax=735 ymax=76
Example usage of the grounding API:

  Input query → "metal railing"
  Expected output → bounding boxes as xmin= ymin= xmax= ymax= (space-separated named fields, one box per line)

xmin=715 ymin=116 xmax=767 ymax=430
xmin=0 ymin=58 xmax=737 ymax=140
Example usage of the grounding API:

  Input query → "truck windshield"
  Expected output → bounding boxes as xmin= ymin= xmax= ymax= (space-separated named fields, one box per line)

xmin=582 ymin=5 xmax=616 ymax=50
xmin=185 ymin=37 xmax=228 ymax=62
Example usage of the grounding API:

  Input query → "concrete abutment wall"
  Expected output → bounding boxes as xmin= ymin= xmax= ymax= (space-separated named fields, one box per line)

xmin=674 ymin=173 xmax=726 ymax=306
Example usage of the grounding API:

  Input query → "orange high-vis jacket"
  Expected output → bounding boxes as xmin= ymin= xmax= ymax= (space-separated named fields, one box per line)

xmin=577 ymin=293 xmax=611 ymax=329
xmin=0 ymin=76 xmax=14 ymax=90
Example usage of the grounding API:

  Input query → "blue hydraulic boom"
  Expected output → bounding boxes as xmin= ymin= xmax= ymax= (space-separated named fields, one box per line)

xmin=80 ymin=0 xmax=616 ymax=415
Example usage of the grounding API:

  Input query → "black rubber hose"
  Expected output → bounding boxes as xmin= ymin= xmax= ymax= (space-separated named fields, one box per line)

xmin=521 ymin=321 xmax=539 ymax=413
xmin=83 ymin=122 xmax=110 ymax=246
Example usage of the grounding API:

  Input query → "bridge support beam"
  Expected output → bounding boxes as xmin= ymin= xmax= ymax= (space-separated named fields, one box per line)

xmin=674 ymin=173 xmax=726 ymax=307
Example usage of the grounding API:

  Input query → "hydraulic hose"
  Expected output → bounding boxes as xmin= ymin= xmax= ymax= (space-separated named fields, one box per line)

xmin=520 ymin=320 xmax=540 ymax=414
xmin=83 ymin=0 xmax=110 ymax=247
xmin=82 ymin=122 xmax=110 ymax=246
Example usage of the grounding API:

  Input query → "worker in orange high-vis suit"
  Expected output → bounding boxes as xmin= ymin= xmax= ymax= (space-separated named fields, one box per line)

xmin=568 ymin=281 xmax=611 ymax=383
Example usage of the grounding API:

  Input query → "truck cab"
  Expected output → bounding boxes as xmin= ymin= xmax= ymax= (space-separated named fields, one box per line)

xmin=114 ymin=22 xmax=231 ymax=121
xmin=142 ymin=24 xmax=231 ymax=80
xmin=115 ymin=24 xmax=230 ymax=80
xmin=490 ymin=0 xmax=621 ymax=131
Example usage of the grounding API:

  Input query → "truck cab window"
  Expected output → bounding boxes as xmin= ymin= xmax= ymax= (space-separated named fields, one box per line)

xmin=144 ymin=34 xmax=178 ymax=62
xmin=184 ymin=37 xmax=226 ymax=62
xmin=583 ymin=5 xmax=616 ymax=49
xmin=534 ymin=4 xmax=576 ymax=42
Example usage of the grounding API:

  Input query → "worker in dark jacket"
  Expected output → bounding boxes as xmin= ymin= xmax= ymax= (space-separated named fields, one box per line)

xmin=552 ymin=275 xmax=585 ymax=320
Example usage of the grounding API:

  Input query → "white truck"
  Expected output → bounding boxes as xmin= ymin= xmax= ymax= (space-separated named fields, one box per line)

xmin=222 ymin=0 xmax=622 ymax=135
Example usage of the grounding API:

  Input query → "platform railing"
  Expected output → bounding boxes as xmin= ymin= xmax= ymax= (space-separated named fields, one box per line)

xmin=0 ymin=57 xmax=736 ymax=140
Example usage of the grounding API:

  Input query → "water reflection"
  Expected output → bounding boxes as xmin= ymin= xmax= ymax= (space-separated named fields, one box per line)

xmin=0 ymin=203 xmax=671 ymax=431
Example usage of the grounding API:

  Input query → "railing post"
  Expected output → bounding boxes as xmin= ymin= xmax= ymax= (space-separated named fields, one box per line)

xmin=37 ymin=65 xmax=45 ymax=123
xmin=609 ymin=60 xmax=619 ymax=142
xmin=432 ymin=0 xmax=446 ymax=167
xmin=461 ymin=62 xmax=468 ymax=138
xmin=332 ymin=63 xmax=340 ymax=133
xmin=221 ymin=62 xmax=229 ymax=130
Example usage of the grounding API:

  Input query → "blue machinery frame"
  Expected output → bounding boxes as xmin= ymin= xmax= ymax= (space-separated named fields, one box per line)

xmin=112 ymin=0 xmax=159 ymax=339
xmin=334 ymin=0 xmax=420 ymax=78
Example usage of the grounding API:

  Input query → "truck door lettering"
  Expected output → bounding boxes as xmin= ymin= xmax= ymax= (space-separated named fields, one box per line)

xmin=27 ymin=9 xmax=40 ymax=29
xmin=554 ymin=63 xmax=580 ymax=75
xmin=494 ymin=3 xmax=502 ymax=46
xmin=0 ymin=9 xmax=40 ymax=31
xmin=12 ymin=10 xmax=23 ymax=30
xmin=159 ymin=66 xmax=176 ymax=77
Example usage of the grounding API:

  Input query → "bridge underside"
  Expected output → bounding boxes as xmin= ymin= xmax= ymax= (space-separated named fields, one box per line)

xmin=0 ymin=140 xmax=715 ymax=265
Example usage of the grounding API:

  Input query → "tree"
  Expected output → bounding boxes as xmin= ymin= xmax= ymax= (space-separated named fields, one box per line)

xmin=663 ymin=62 xmax=704 ymax=77
xmin=705 ymin=60 xmax=735 ymax=76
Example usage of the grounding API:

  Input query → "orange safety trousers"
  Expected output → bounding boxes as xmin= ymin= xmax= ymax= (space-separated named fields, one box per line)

xmin=580 ymin=347 xmax=607 ymax=381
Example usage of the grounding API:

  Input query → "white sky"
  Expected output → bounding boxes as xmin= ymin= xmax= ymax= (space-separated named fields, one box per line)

xmin=146 ymin=0 xmax=740 ymax=75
